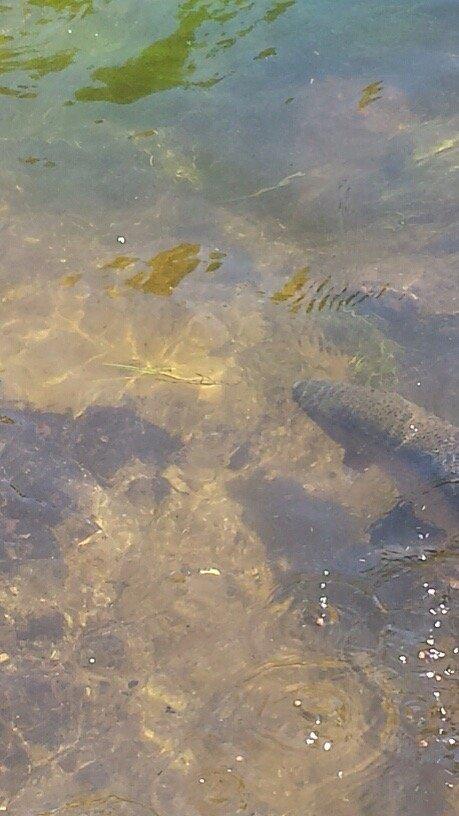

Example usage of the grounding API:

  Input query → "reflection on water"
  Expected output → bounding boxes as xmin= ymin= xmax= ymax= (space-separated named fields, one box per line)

xmin=0 ymin=0 xmax=457 ymax=814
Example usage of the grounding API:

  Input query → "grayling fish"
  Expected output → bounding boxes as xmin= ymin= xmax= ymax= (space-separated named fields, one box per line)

xmin=293 ymin=379 xmax=458 ymax=500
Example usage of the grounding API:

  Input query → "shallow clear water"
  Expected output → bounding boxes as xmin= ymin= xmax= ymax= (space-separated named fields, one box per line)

xmin=0 ymin=1 xmax=457 ymax=814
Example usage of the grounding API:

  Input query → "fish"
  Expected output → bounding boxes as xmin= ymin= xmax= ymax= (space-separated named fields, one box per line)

xmin=292 ymin=379 xmax=458 ymax=501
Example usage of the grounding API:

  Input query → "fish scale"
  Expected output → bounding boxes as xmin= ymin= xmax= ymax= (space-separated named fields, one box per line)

xmin=293 ymin=379 xmax=458 ymax=500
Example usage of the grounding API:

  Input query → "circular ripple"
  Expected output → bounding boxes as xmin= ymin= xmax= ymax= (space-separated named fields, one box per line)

xmin=202 ymin=654 xmax=399 ymax=813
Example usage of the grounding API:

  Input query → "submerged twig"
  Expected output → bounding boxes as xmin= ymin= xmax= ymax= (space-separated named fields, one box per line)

xmin=229 ymin=170 xmax=306 ymax=202
xmin=104 ymin=362 xmax=218 ymax=386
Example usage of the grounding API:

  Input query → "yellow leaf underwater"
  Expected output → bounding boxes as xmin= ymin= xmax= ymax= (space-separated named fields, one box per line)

xmin=271 ymin=267 xmax=309 ymax=304
xmin=358 ymin=81 xmax=383 ymax=110
xmin=126 ymin=243 xmax=201 ymax=296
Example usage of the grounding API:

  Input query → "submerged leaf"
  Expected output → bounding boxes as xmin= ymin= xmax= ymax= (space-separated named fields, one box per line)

xmin=358 ymin=81 xmax=383 ymax=110
xmin=59 ymin=273 xmax=82 ymax=287
xmin=254 ymin=47 xmax=277 ymax=60
xmin=271 ymin=267 xmax=309 ymax=303
xmin=102 ymin=255 xmax=138 ymax=271
xmin=126 ymin=243 xmax=201 ymax=296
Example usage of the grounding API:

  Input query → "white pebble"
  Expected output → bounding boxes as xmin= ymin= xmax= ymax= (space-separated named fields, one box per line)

xmin=323 ymin=741 xmax=332 ymax=751
xmin=117 ymin=235 xmax=126 ymax=244
xmin=434 ymin=621 xmax=441 ymax=628
xmin=293 ymin=699 xmax=302 ymax=707
xmin=399 ymin=655 xmax=407 ymax=664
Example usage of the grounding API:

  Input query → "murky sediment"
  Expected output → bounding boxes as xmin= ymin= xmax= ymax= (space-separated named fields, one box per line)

xmin=0 ymin=1 xmax=457 ymax=814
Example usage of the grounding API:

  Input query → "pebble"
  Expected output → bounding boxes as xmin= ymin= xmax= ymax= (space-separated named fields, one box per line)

xmin=0 ymin=653 xmax=10 ymax=664
xmin=117 ymin=235 xmax=126 ymax=244
xmin=399 ymin=655 xmax=407 ymax=664
xmin=323 ymin=741 xmax=332 ymax=751
xmin=293 ymin=699 xmax=302 ymax=707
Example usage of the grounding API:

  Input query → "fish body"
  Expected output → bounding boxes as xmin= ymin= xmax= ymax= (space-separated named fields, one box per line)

xmin=293 ymin=379 xmax=458 ymax=500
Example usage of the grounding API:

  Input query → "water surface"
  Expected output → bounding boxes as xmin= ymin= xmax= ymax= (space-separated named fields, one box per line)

xmin=0 ymin=1 xmax=457 ymax=814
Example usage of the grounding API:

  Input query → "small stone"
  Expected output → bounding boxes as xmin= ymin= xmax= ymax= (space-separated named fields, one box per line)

xmin=0 ymin=653 xmax=10 ymax=664
xmin=399 ymin=655 xmax=407 ymax=664
xmin=434 ymin=621 xmax=441 ymax=628
xmin=235 ymin=755 xmax=243 ymax=762
xmin=427 ymin=588 xmax=436 ymax=596
xmin=337 ymin=770 xmax=343 ymax=779
xmin=323 ymin=741 xmax=332 ymax=751
xmin=315 ymin=616 xmax=325 ymax=626
xmin=418 ymin=651 xmax=426 ymax=659
xmin=419 ymin=739 xmax=428 ymax=747
xmin=117 ymin=235 xmax=126 ymax=244
xmin=293 ymin=699 xmax=302 ymax=707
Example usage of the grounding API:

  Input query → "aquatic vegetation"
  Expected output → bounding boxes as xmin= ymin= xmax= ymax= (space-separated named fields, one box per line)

xmin=102 ymin=254 xmax=138 ymax=270
xmin=271 ymin=266 xmax=309 ymax=305
xmin=126 ymin=243 xmax=201 ymax=296
xmin=358 ymin=80 xmax=383 ymax=110
xmin=205 ymin=249 xmax=226 ymax=272
xmin=75 ymin=0 xmax=296 ymax=103
xmin=105 ymin=362 xmax=218 ymax=386
xmin=254 ymin=46 xmax=277 ymax=60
